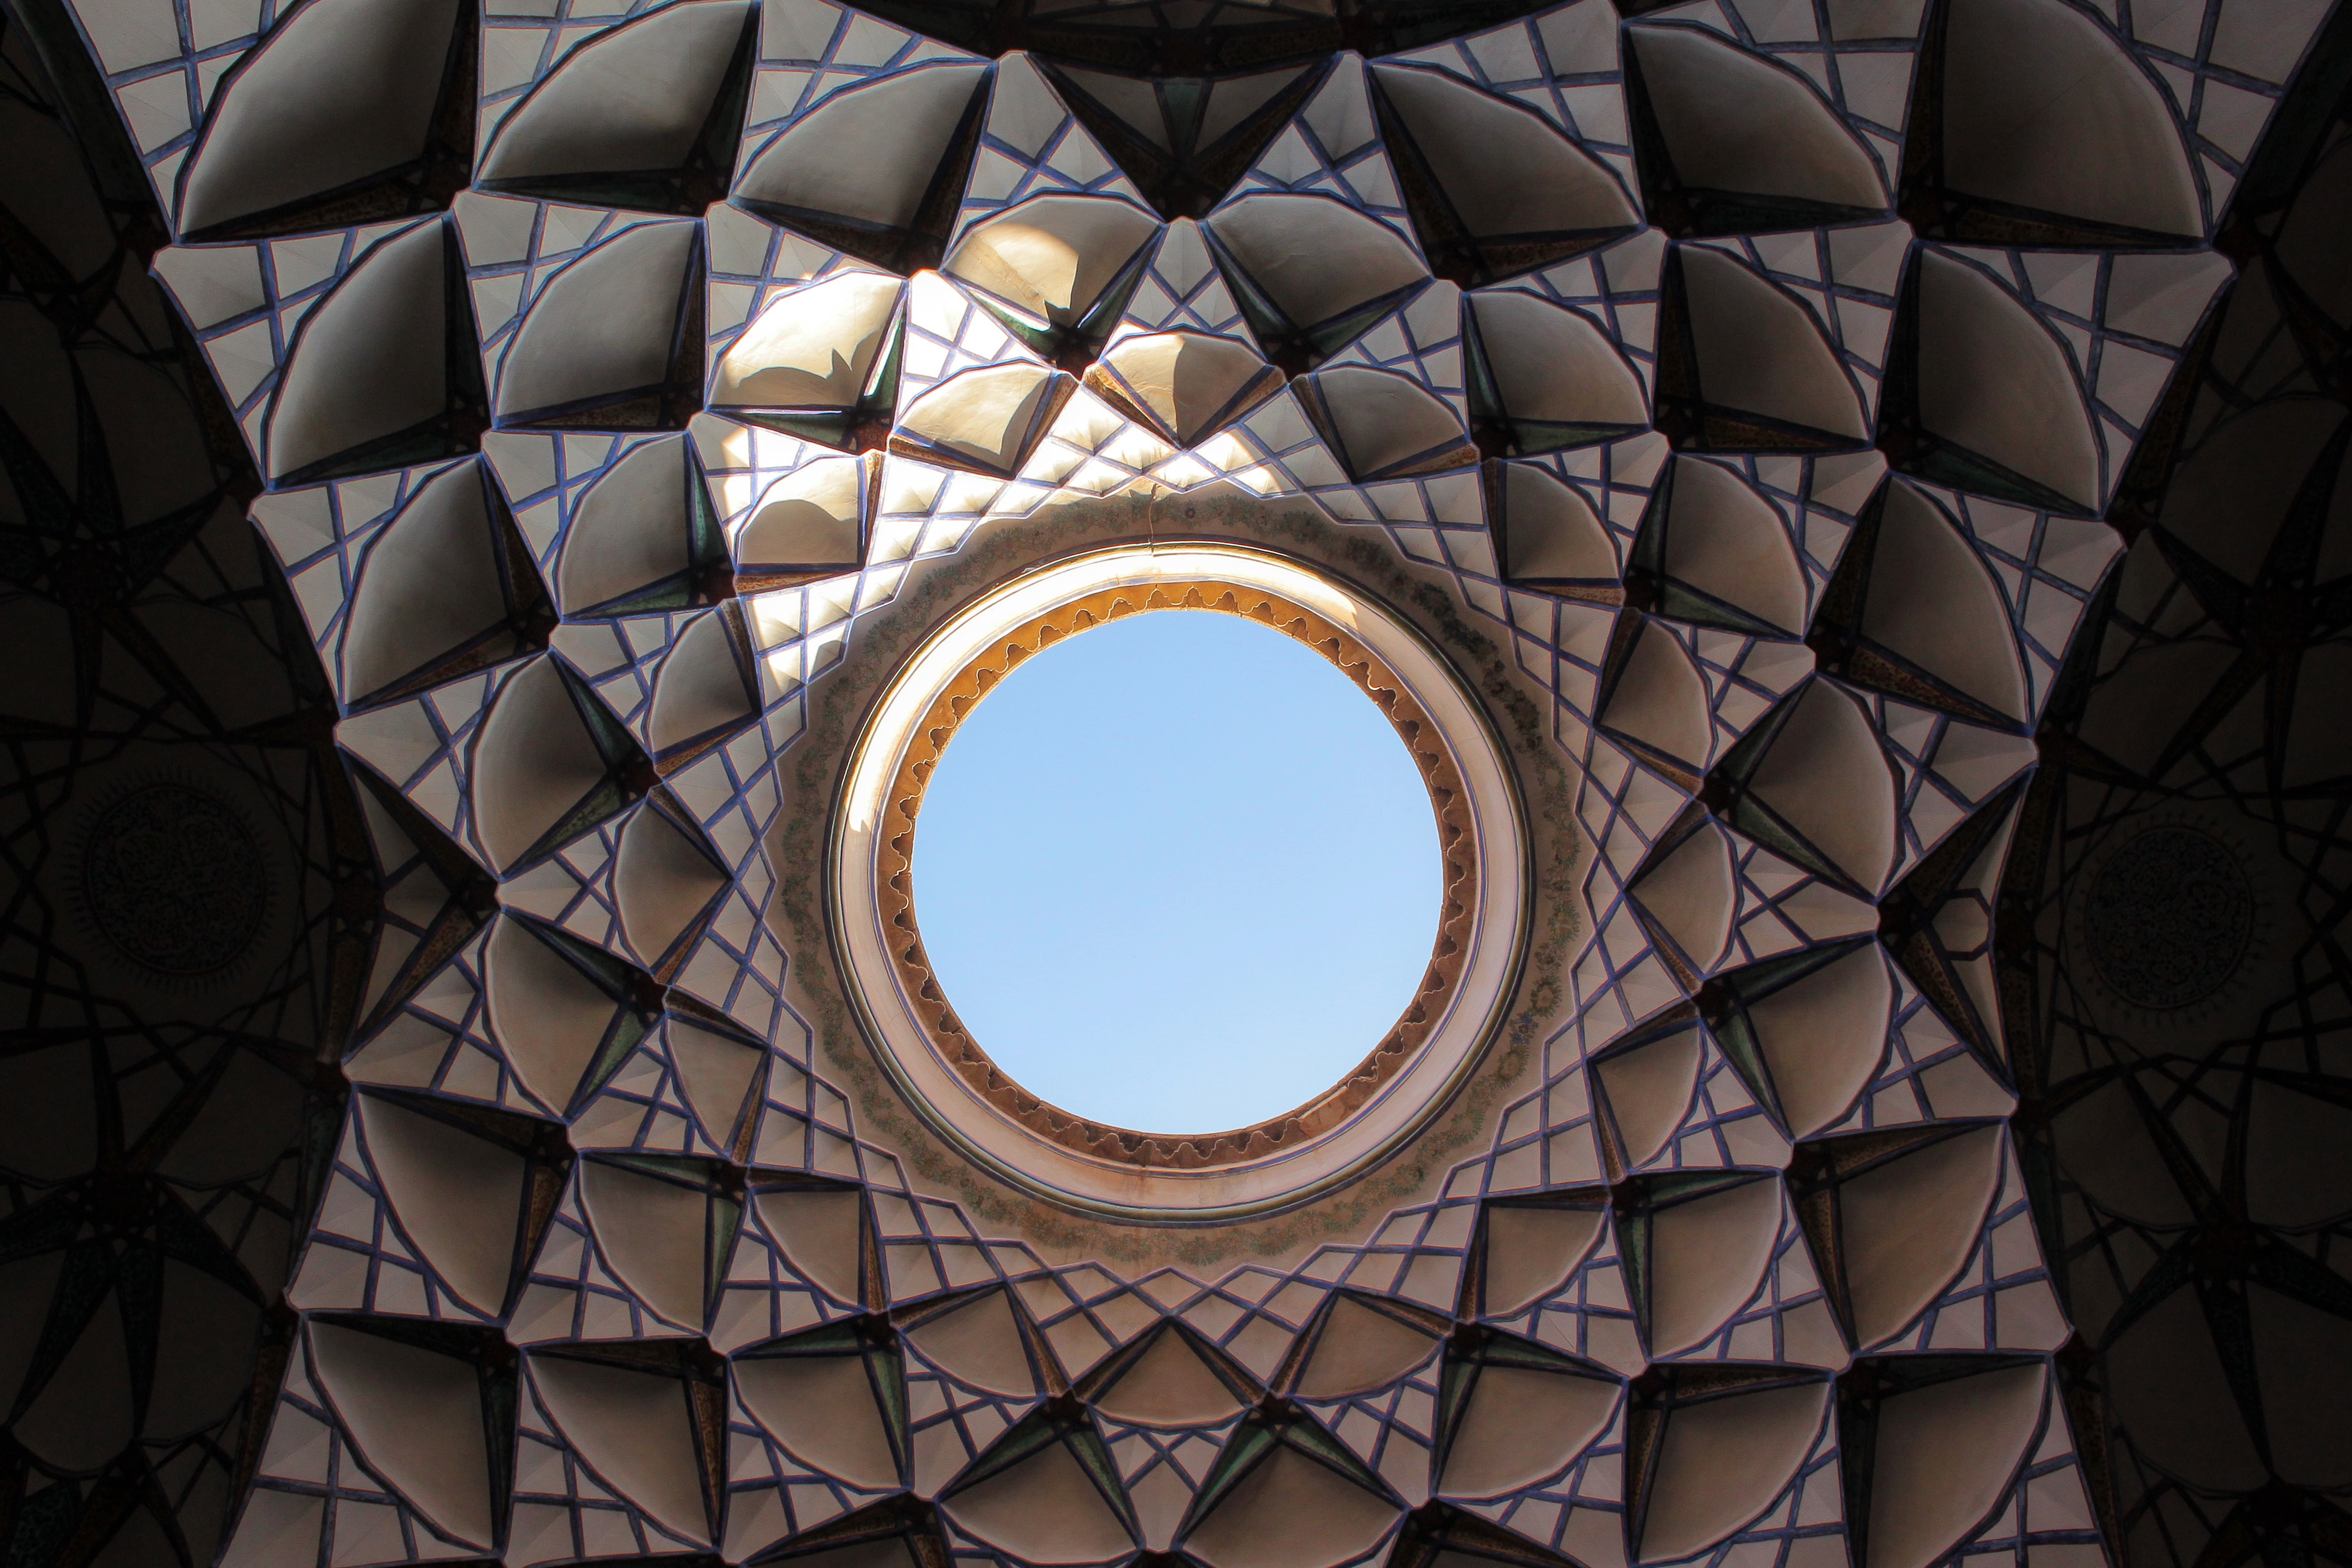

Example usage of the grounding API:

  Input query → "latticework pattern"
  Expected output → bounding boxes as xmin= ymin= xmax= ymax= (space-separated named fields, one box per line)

xmin=0 ymin=0 xmax=2348 ymax=1563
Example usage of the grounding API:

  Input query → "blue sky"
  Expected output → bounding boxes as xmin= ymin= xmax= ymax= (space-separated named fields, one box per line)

xmin=912 ymin=608 xmax=1442 ymax=1134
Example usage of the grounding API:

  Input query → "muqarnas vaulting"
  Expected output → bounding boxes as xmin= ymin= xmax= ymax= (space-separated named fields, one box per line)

xmin=3 ymin=0 xmax=2349 ymax=1564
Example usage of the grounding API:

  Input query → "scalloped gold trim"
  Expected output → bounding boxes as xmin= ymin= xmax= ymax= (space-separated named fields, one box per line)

xmin=873 ymin=578 xmax=1478 ymax=1172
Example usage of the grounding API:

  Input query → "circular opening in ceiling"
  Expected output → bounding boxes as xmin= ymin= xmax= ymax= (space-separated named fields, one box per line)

xmin=910 ymin=607 xmax=1443 ymax=1134
xmin=831 ymin=542 xmax=1526 ymax=1221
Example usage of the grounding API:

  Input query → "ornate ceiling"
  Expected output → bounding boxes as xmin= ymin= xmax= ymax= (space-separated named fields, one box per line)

xmin=0 ymin=0 xmax=2345 ymax=1564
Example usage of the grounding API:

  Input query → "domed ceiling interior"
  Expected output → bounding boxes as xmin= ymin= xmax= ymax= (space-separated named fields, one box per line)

xmin=0 ymin=0 xmax=2346 ymax=1563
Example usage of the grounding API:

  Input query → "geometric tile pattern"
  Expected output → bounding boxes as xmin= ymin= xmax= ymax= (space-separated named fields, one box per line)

xmin=6 ymin=0 xmax=2350 ymax=1564
xmin=2007 ymin=28 xmax=2352 ymax=1568
xmin=0 ymin=8 xmax=371 ymax=1568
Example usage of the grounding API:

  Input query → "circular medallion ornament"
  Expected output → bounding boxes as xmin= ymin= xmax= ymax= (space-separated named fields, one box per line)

xmin=2083 ymin=823 xmax=2254 ymax=1012
xmin=80 ymin=783 xmax=269 ymax=976
xmin=831 ymin=541 xmax=1528 ymax=1222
